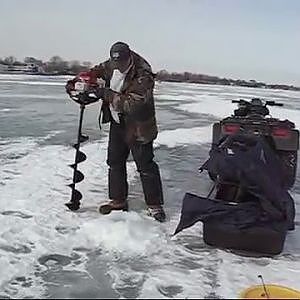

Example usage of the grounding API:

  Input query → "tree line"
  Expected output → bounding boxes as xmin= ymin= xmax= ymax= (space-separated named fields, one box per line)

xmin=0 ymin=55 xmax=92 ymax=75
xmin=1 ymin=55 xmax=299 ymax=91
xmin=155 ymin=70 xmax=300 ymax=91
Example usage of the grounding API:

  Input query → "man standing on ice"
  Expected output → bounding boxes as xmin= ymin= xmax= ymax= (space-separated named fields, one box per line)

xmin=65 ymin=42 xmax=166 ymax=222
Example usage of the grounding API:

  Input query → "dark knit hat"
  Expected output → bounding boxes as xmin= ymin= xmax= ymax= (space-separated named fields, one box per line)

xmin=110 ymin=42 xmax=131 ymax=61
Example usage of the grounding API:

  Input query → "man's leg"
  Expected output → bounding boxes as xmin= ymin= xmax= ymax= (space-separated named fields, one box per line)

xmin=100 ymin=121 xmax=130 ymax=214
xmin=131 ymin=141 xmax=165 ymax=221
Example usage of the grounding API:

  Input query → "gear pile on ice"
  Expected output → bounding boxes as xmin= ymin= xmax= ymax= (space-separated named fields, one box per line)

xmin=175 ymin=98 xmax=299 ymax=255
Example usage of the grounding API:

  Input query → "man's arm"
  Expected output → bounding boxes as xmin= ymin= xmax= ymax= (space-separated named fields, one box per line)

xmin=89 ymin=60 xmax=110 ymax=80
xmin=105 ymin=71 xmax=154 ymax=115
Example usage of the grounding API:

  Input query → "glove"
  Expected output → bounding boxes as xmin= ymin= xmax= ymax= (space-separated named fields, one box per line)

xmin=102 ymin=88 xmax=117 ymax=104
xmin=94 ymin=87 xmax=115 ymax=103
xmin=65 ymin=79 xmax=76 ymax=95
xmin=94 ymin=87 xmax=105 ymax=100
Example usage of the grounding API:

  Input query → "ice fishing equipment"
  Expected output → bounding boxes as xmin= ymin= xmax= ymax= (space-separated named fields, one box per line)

xmin=65 ymin=72 xmax=103 ymax=211
xmin=175 ymin=98 xmax=298 ymax=255
xmin=240 ymin=275 xmax=300 ymax=299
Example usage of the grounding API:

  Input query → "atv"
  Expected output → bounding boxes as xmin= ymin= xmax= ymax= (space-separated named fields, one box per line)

xmin=209 ymin=98 xmax=299 ymax=190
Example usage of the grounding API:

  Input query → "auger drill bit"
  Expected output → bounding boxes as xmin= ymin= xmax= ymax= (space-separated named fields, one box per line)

xmin=65 ymin=104 xmax=88 ymax=211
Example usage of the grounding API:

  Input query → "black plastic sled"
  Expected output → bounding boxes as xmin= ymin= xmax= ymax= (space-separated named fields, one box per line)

xmin=175 ymin=193 xmax=288 ymax=255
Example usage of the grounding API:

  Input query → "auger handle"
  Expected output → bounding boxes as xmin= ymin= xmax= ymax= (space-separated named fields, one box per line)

xmin=265 ymin=100 xmax=284 ymax=107
xmin=69 ymin=92 xmax=99 ymax=105
xmin=232 ymin=99 xmax=249 ymax=104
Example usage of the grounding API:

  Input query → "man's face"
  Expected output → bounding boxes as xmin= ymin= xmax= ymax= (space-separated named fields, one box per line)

xmin=111 ymin=57 xmax=131 ymax=73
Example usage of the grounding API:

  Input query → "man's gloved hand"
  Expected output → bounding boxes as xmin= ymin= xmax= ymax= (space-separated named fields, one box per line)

xmin=95 ymin=87 xmax=116 ymax=104
xmin=94 ymin=87 xmax=105 ymax=100
xmin=65 ymin=79 xmax=76 ymax=95
xmin=103 ymin=88 xmax=117 ymax=104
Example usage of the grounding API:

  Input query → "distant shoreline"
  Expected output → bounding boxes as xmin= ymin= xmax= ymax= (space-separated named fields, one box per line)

xmin=1 ymin=56 xmax=299 ymax=92
xmin=1 ymin=71 xmax=299 ymax=93
xmin=154 ymin=71 xmax=300 ymax=92
xmin=156 ymin=78 xmax=300 ymax=92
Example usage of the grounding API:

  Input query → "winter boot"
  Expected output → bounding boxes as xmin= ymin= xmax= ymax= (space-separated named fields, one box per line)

xmin=147 ymin=205 xmax=166 ymax=222
xmin=99 ymin=199 xmax=128 ymax=215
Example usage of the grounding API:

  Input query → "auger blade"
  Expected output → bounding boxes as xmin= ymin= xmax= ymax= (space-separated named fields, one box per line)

xmin=71 ymin=188 xmax=83 ymax=202
xmin=65 ymin=189 xmax=82 ymax=211
xmin=74 ymin=170 xmax=84 ymax=183
xmin=66 ymin=104 xmax=88 ymax=212
xmin=65 ymin=200 xmax=80 ymax=211
xmin=76 ymin=151 xmax=87 ymax=163
xmin=68 ymin=183 xmax=75 ymax=189
xmin=79 ymin=134 xmax=89 ymax=143
xmin=68 ymin=151 xmax=86 ymax=169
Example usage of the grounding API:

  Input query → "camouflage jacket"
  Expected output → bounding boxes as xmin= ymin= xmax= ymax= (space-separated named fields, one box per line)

xmin=91 ymin=51 xmax=158 ymax=144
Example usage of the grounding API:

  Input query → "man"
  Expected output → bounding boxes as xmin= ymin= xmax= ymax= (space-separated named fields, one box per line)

xmin=65 ymin=42 xmax=166 ymax=222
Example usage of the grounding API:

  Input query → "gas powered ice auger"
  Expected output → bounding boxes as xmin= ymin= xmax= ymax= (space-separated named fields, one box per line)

xmin=64 ymin=72 xmax=103 ymax=211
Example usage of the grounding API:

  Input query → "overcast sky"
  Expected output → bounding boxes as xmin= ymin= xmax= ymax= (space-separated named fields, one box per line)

xmin=1 ymin=0 xmax=299 ymax=85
